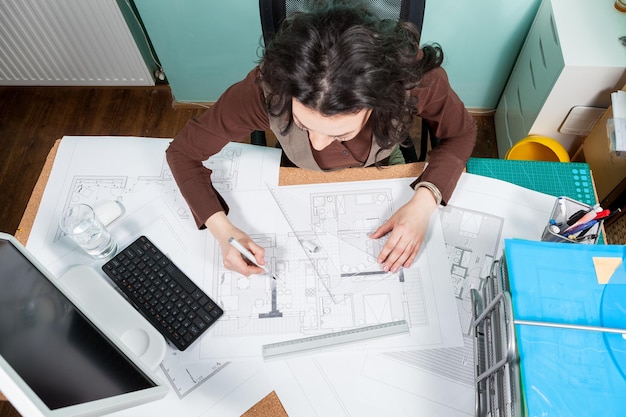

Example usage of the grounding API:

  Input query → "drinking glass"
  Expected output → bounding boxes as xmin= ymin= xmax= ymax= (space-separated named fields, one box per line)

xmin=59 ymin=204 xmax=117 ymax=259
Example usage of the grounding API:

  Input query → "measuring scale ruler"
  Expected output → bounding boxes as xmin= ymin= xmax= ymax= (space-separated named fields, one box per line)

xmin=262 ymin=320 xmax=410 ymax=359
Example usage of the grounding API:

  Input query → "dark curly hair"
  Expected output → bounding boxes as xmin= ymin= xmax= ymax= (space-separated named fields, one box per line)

xmin=259 ymin=0 xmax=444 ymax=150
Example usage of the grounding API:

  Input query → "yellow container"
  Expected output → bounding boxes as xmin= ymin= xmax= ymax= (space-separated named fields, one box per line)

xmin=505 ymin=136 xmax=570 ymax=162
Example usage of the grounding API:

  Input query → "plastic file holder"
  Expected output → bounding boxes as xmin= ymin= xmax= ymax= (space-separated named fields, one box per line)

xmin=472 ymin=240 xmax=626 ymax=417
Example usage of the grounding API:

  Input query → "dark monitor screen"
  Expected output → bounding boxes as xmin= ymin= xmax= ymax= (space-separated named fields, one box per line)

xmin=0 ymin=238 xmax=157 ymax=410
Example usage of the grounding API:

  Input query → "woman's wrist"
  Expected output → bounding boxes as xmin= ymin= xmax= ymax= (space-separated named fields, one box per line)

xmin=412 ymin=181 xmax=442 ymax=206
xmin=205 ymin=211 xmax=233 ymax=241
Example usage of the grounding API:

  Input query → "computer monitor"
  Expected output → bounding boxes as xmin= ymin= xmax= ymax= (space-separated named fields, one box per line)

xmin=0 ymin=232 xmax=168 ymax=417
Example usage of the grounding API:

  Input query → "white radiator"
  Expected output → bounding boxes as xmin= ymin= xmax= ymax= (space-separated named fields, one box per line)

xmin=0 ymin=0 xmax=154 ymax=86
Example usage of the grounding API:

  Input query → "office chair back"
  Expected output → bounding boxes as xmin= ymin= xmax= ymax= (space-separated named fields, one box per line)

xmin=260 ymin=0 xmax=425 ymax=47
xmin=256 ymin=0 xmax=434 ymax=162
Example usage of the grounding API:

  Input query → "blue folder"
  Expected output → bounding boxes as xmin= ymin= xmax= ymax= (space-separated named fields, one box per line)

xmin=503 ymin=239 xmax=626 ymax=417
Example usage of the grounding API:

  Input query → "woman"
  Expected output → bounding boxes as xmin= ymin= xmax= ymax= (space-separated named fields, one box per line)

xmin=166 ymin=1 xmax=476 ymax=277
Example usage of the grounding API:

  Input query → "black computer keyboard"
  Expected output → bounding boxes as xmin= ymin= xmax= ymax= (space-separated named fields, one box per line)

xmin=102 ymin=235 xmax=223 ymax=351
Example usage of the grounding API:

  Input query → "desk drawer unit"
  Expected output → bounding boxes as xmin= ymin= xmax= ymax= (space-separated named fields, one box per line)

xmin=496 ymin=0 xmax=563 ymax=155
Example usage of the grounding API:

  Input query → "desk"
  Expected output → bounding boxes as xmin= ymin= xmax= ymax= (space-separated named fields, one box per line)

xmin=9 ymin=139 xmax=427 ymax=417
xmin=4 ymin=139 xmax=598 ymax=416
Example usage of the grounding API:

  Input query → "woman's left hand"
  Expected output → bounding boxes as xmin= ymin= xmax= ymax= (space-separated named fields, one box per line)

xmin=369 ymin=187 xmax=438 ymax=273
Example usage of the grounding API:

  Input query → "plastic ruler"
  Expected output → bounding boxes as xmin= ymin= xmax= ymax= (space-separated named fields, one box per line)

xmin=262 ymin=320 xmax=410 ymax=359
xmin=267 ymin=184 xmax=389 ymax=303
xmin=266 ymin=184 xmax=339 ymax=302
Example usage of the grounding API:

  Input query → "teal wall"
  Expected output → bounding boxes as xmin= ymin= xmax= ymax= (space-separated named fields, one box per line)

xmin=116 ymin=0 xmax=160 ymax=77
xmin=133 ymin=0 xmax=541 ymax=109
xmin=425 ymin=0 xmax=540 ymax=109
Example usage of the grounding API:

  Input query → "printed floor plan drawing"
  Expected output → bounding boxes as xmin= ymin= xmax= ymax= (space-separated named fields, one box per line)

xmin=203 ymin=145 xmax=241 ymax=191
xmin=56 ymin=162 xmax=195 ymax=240
xmin=214 ymin=188 xmax=414 ymax=339
xmin=202 ymin=182 xmax=462 ymax=359
xmin=369 ymin=206 xmax=504 ymax=394
xmin=439 ymin=205 xmax=503 ymax=333
xmin=160 ymin=344 xmax=230 ymax=397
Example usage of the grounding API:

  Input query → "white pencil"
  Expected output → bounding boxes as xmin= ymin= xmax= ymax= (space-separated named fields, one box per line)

xmin=228 ymin=237 xmax=277 ymax=280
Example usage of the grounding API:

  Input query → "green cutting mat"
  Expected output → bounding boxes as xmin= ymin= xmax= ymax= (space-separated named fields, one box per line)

xmin=467 ymin=158 xmax=596 ymax=206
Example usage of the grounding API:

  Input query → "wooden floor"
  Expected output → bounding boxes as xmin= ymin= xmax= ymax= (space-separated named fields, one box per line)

xmin=0 ymin=85 xmax=499 ymax=417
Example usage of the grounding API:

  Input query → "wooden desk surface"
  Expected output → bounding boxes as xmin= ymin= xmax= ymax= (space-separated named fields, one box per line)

xmin=7 ymin=139 xmax=425 ymax=415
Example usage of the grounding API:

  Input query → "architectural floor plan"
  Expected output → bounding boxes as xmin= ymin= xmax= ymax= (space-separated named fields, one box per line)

xmin=200 ymin=179 xmax=463 ymax=359
xmin=440 ymin=205 xmax=503 ymax=332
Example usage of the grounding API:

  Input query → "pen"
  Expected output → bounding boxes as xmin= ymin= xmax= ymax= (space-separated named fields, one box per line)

xmin=563 ymin=219 xmax=598 ymax=237
xmin=593 ymin=209 xmax=611 ymax=220
xmin=228 ymin=237 xmax=277 ymax=280
xmin=602 ymin=208 xmax=622 ymax=223
xmin=557 ymin=197 xmax=567 ymax=223
xmin=566 ymin=209 xmax=586 ymax=226
xmin=577 ymin=222 xmax=593 ymax=237
xmin=563 ymin=204 xmax=601 ymax=232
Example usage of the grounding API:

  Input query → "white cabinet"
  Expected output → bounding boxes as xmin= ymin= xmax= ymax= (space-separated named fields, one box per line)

xmin=495 ymin=0 xmax=626 ymax=158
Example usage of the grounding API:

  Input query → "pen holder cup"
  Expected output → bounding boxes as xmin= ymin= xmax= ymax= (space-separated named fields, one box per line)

xmin=541 ymin=197 xmax=601 ymax=244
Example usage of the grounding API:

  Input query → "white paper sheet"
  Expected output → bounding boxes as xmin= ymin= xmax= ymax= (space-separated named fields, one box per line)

xmin=199 ymin=179 xmax=463 ymax=360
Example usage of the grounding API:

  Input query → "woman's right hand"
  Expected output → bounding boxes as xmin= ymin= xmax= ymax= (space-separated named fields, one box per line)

xmin=205 ymin=211 xmax=267 ymax=277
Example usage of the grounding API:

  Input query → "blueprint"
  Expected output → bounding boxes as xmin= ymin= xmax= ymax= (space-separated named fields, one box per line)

xmin=25 ymin=136 xmax=558 ymax=417
xmin=160 ymin=344 xmax=230 ymax=398
xmin=201 ymin=179 xmax=463 ymax=359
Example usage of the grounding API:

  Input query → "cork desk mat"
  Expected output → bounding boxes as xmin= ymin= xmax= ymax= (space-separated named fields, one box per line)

xmin=7 ymin=138 xmax=426 ymax=415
